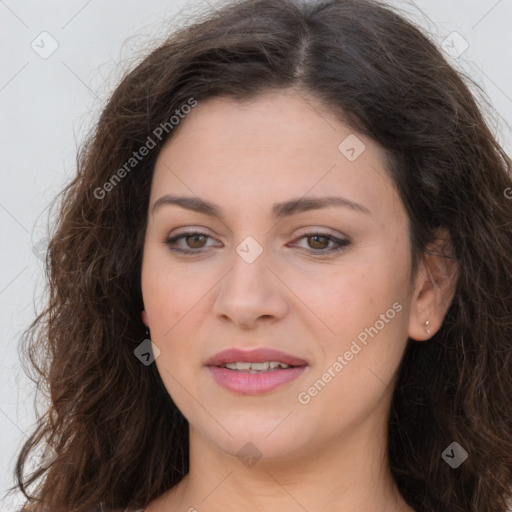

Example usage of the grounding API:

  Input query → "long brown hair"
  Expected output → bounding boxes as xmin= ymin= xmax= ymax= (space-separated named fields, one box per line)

xmin=11 ymin=0 xmax=512 ymax=511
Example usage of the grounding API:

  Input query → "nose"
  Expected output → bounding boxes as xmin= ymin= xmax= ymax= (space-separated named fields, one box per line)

xmin=211 ymin=247 xmax=289 ymax=329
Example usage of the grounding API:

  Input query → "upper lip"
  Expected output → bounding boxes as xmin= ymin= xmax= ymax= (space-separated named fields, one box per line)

xmin=206 ymin=348 xmax=308 ymax=367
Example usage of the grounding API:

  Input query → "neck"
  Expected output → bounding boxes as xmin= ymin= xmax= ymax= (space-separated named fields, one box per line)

xmin=158 ymin=417 xmax=414 ymax=512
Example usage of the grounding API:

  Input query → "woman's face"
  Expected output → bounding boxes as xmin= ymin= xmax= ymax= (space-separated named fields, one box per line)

xmin=141 ymin=89 xmax=424 ymax=463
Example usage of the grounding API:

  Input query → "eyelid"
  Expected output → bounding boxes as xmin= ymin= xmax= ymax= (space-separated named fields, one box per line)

xmin=168 ymin=226 xmax=215 ymax=237
xmin=293 ymin=226 xmax=346 ymax=239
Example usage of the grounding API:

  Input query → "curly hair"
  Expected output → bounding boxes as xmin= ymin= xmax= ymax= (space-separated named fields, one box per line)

xmin=10 ymin=0 xmax=512 ymax=511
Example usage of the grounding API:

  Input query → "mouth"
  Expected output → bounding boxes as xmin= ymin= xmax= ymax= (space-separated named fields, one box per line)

xmin=206 ymin=348 xmax=308 ymax=395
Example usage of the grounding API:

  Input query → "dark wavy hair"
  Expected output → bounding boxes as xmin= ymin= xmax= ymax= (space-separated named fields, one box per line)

xmin=10 ymin=0 xmax=512 ymax=511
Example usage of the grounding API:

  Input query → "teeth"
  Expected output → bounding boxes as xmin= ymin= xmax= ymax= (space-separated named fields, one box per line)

xmin=251 ymin=362 xmax=269 ymax=370
xmin=228 ymin=362 xmax=251 ymax=370
xmin=223 ymin=361 xmax=292 ymax=372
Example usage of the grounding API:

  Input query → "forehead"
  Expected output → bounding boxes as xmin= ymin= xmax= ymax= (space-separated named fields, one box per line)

xmin=151 ymin=90 xmax=403 ymax=223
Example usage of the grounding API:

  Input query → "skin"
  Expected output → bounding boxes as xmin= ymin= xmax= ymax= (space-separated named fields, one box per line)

xmin=140 ymin=88 xmax=456 ymax=512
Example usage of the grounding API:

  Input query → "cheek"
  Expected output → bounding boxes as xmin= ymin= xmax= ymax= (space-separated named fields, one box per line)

xmin=299 ymin=289 xmax=407 ymax=429
xmin=141 ymin=251 xmax=202 ymax=336
xmin=314 ymin=259 xmax=410 ymax=370
xmin=141 ymin=251 xmax=212 ymax=398
xmin=308 ymin=268 xmax=392 ymax=340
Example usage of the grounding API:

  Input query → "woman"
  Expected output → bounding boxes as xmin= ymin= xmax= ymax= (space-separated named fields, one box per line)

xmin=12 ymin=0 xmax=512 ymax=511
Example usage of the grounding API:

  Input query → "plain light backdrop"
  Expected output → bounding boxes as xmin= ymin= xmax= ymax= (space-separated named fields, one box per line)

xmin=1 ymin=0 xmax=511 ymax=510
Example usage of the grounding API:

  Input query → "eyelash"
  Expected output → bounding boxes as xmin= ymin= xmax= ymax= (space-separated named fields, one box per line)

xmin=165 ymin=229 xmax=350 ymax=256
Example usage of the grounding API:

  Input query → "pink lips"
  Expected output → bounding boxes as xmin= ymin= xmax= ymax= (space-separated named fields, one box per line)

xmin=206 ymin=348 xmax=308 ymax=395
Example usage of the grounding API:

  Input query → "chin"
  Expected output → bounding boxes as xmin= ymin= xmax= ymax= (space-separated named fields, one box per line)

xmin=198 ymin=417 xmax=312 ymax=463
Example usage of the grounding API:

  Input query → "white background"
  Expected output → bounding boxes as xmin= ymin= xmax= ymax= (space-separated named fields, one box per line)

xmin=1 ymin=0 xmax=511 ymax=510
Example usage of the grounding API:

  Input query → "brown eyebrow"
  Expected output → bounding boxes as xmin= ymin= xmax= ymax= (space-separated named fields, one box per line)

xmin=152 ymin=194 xmax=371 ymax=219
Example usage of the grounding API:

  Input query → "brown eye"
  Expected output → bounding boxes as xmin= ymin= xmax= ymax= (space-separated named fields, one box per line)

xmin=290 ymin=231 xmax=350 ymax=255
xmin=166 ymin=231 xmax=218 ymax=253
xmin=307 ymin=235 xmax=330 ymax=250
xmin=185 ymin=234 xmax=208 ymax=249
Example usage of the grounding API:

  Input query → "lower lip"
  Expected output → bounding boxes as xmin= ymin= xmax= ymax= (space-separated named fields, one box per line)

xmin=207 ymin=366 xmax=307 ymax=395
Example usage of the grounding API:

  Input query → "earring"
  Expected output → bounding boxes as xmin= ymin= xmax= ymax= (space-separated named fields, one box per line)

xmin=424 ymin=320 xmax=431 ymax=335
xmin=145 ymin=328 xmax=151 ymax=339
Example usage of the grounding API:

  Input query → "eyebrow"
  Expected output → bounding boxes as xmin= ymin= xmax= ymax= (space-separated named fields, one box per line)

xmin=152 ymin=194 xmax=371 ymax=219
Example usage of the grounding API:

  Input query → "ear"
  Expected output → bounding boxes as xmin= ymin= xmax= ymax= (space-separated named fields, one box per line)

xmin=141 ymin=310 xmax=149 ymax=328
xmin=408 ymin=228 xmax=458 ymax=341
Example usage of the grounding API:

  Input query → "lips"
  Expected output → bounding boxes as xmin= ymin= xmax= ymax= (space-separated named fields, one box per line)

xmin=205 ymin=348 xmax=308 ymax=368
xmin=205 ymin=347 xmax=309 ymax=395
